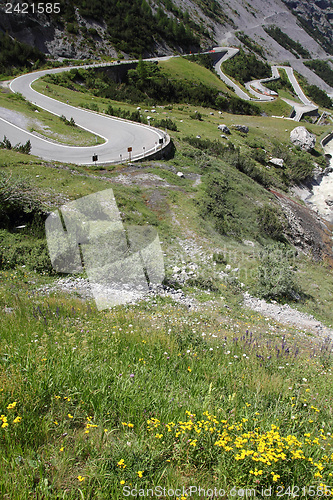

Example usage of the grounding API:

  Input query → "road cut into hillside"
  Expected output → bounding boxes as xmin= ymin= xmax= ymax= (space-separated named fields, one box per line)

xmin=0 ymin=47 xmax=331 ymax=164
xmin=0 ymin=63 xmax=169 ymax=165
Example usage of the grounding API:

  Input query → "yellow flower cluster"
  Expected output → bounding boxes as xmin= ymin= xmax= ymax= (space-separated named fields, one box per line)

xmin=1 ymin=413 xmax=21 ymax=428
xmin=117 ymin=459 xmax=127 ymax=469
xmin=121 ymin=422 xmax=134 ymax=428
xmin=147 ymin=411 xmax=333 ymax=486
xmin=147 ymin=417 xmax=160 ymax=432
xmin=1 ymin=415 xmax=8 ymax=428
xmin=85 ymin=417 xmax=98 ymax=434
xmin=7 ymin=402 xmax=17 ymax=410
xmin=249 ymin=468 xmax=263 ymax=476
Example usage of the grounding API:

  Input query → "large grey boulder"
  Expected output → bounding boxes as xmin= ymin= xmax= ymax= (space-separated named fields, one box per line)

xmin=232 ymin=124 xmax=249 ymax=134
xmin=290 ymin=126 xmax=316 ymax=151
xmin=217 ymin=124 xmax=230 ymax=134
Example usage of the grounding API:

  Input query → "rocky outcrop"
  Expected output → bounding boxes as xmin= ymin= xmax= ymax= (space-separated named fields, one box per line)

xmin=270 ymin=189 xmax=333 ymax=264
xmin=217 ymin=124 xmax=231 ymax=134
xmin=232 ymin=124 xmax=249 ymax=133
xmin=290 ymin=126 xmax=316 ymax=151
xmin=0 ymin=0 xmax=333 ymax=76
xmin=282 ymin=0 xmax=333 ymax=55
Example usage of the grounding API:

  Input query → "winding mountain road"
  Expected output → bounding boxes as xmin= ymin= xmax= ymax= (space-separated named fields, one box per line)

xmin=0 ymin=47 xmax=330 ymax=165
xmin=213 ymin=47 xmax=319 ymax=119
xmin=1 ymin=64 xmax=168 ymax=165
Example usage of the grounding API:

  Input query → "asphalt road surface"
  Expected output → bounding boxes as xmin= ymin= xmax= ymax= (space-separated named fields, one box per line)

xmin=1 ymin=65 xmax=168 ymax=165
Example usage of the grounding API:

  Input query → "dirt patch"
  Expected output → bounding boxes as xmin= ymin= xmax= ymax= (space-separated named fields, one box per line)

xmin=110 ymin=172 xmax=171 ymax=187
xmin=145 ymin=188 xmax=170 ymax=214
xmin=0 ymin=106 xmax=31 ymax=129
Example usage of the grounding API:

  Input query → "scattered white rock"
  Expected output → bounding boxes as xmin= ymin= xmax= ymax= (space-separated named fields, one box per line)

xmin=217 ymin=124 xmax=230 ymax=134
xmin=269 ymin=158 xmax=284 ymax=167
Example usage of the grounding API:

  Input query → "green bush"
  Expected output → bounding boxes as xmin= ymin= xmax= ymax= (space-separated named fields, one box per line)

xmin=249 ymin=147 xmax=266 ymax=165
xmin=199 ymin=172 xmax=236 ymax=235
xmin=257 ymin=204 xmax=285 ymax=241
xmin=184 ymin=138 xmax=272 ymax=188
xmin=60 ymin=115 xmax=77 ymax=125
xmin=0 ymin=136 xmax=31 ymax=154
xmin=187 ymin=275 xmax=221 ymax=293
xmin=213 ymin=252 xmax=228 ymax=264
xmin=0 ymin=171 xmax=46 ymax=232
xmin=154 ymin=118 xmax=178 ymax=131
xmin=0 ymin=230 xmax=53 ymax=273
xmin=257 ymin=243 xmax=300 ymax=300
xmin=190 ymin=111 xmax=203 ymax=121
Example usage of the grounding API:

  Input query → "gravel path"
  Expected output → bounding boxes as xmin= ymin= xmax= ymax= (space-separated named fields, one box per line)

xmin=243 ymin=292 xmax=333 ymax=339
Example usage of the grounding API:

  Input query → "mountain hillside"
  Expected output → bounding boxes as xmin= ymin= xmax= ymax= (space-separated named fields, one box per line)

xmin=2 ymin=3 xmax=333 ymax=496
xmin=1 ymin=0 xmax=333 ymax=66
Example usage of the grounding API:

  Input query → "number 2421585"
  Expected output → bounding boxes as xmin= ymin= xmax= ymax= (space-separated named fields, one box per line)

xmin=5 ymin=3 xmax=60 ymax=14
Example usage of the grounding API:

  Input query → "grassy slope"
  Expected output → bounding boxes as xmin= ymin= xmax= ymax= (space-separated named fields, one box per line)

xmin=0 ymin=87 xmax=104 ymax=146
xmin=1 ymin=59 xmax=333 ymax=497
xmin=159 ymin=57 xmax=231 ymax=92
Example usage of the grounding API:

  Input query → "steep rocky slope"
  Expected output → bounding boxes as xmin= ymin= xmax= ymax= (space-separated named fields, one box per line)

xmin=0 ymin=0 xmax=332 ymax=64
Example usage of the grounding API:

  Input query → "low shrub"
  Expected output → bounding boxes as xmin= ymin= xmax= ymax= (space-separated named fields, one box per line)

xmin=0 ymin=230 xmax=53 ymax=272
xmin=257 ymin=243 xmax=300 ymax=300
xmin=257 ymin=204 xmax=286 ymax=241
